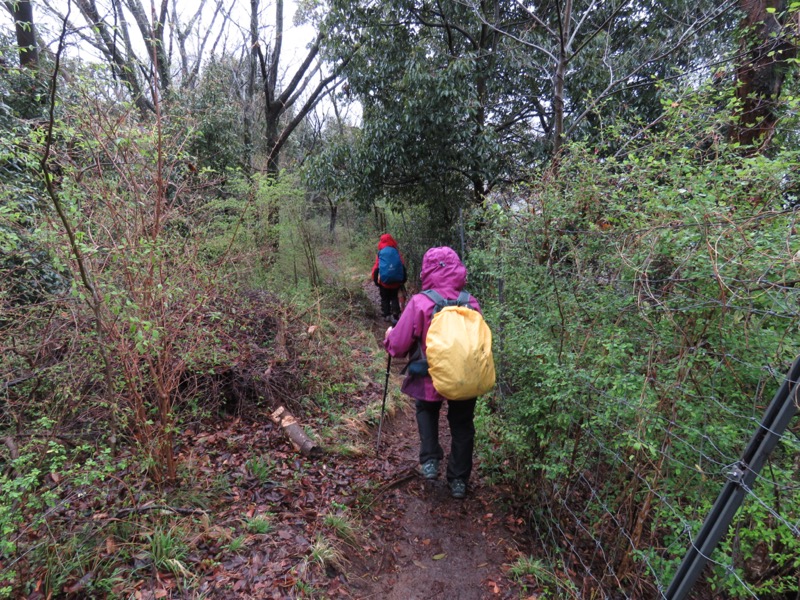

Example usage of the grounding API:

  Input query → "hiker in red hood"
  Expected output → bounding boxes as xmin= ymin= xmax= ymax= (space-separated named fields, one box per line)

xmin=371 ymin=234 xmax=406 ymax=324
xmin=383 ymin=246 xmax=482 ymax=499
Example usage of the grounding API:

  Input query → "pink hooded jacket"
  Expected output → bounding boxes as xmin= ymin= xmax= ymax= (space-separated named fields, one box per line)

xmin=383 ymin=246 xmax=481 ymax=402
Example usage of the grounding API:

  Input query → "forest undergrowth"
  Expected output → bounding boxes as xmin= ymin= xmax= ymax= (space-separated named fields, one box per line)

xmin=1 ymin=239 xmax=537 ymax=599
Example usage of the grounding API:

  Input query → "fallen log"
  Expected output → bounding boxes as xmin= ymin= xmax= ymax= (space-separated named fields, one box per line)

xmin=269 ymin=406 xmax=323 ymax=458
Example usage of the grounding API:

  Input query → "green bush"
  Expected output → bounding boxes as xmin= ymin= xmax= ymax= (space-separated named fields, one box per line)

xmin=469 ymin=85 xmax=800 ymax=597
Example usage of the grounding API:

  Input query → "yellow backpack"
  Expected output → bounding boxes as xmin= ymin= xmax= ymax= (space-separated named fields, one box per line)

xmin=421 ymin=290 xmax=496 ymax=400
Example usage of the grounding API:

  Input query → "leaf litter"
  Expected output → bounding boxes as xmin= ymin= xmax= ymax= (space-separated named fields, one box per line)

xmin=10 ymin=252 xmax=533 ymax=599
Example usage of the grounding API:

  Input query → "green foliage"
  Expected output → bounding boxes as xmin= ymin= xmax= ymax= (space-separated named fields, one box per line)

xmin=245 ymin=456 xmax=276 ymax=483
xmin=0 ymin=438 xmax=123 ymax=596
xmin=304 ymin=534 xmax=345 ymax=572
xmin=320 ymin=0 xmax=732 ymax=214
xmin=323 ymin=502 xmax=359 ymax=547
xmin=469 ymin=82 xmax=800 ymax=597
xmin=0 ymin=62 xmax=69 ymax=308
xmin=224 ymin=534 xmax=248 ymax=554
xmin=1 ymin=45 xmax=256 ymax=493
xmin=246 ymin=514 xmax=275 ymax=534
xmin=320 ymin=0 xmax=501 ymax=210
xmin=183 ymin=57 xmax=247 ymax=174
xmin=507 ymin=556 xmax=578 ymax=598
xmin=146 ymin=525 xmax=190 ymax=576
xmin=200 ymin=173 xmax=305 ymax=286
xmin=0 ymin=43 xmax=49 ymax=120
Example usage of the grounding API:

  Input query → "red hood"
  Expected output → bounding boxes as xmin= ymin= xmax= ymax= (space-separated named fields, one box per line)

xmin=377 ymin=234 xmax=399 ymax=250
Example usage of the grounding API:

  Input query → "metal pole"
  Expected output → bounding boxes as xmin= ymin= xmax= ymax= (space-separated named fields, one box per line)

xmin=376 ymin=354 xmax=392 ymax=452
xmin=665 ymin=355 xmax=800 ymax=600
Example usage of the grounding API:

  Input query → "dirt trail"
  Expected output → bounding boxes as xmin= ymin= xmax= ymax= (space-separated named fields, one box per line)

xmin=347 ymin=279 xmax=528 ymax=599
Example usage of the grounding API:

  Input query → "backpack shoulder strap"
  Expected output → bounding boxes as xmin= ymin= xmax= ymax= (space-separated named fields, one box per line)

xmin=423 ymin=289 xmax=473 ymax=313
xmin=456 ymin=291 xmax=471 ymax=306
xmin=421 ymin=289 xmax=445 ymax=311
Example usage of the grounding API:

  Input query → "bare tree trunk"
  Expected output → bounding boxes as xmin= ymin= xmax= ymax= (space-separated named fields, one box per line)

xmin=171 ymin=0 xmax=219 ymax=90
xmin=244 ymin=0 xmax=352 ymax=255
xmin=732 ymin=0 xmax=798 ymax=151
xmin=244 ymin=0 xmax=259 ymax=173
xmin=4 ymin=0 xmax=39 ymax=68
xmin=264 ymin=0 xmax=284 ymax=176
xmin=469 ymin=0 xmax=500 ymax=204
xmin=327 ymin=196 xmax=337 ymax=234
xmin=125 ymin=0 xmax=172 ymax=96
xmin=552 ymin=0 xmax=572 ymax=156
xmin=74 ymin=0 xmax=154 ymax=114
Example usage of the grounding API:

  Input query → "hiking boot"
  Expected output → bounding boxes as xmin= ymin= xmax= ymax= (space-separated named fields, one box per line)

xmin=420 ymin=460 xmax=439 ymax=480
xmin=450 ymin=479 xmax=467 ymax=499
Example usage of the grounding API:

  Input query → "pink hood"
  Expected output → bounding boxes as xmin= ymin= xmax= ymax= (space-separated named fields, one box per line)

xmin=419 ymin=246 xmax=468 ymax=295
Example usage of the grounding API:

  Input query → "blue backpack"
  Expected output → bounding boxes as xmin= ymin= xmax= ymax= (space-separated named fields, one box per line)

xmin=378 ymin=246 xmax=405 ymax=284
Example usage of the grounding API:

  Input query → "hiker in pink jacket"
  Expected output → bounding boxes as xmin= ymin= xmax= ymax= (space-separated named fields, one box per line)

xmin=383 ymin=246 xmax=481 ymax=499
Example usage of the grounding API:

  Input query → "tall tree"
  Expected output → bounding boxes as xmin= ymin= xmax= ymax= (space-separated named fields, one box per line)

xmin=124 ymin=0 xmax=171 ymax=95
xmin=40 ymin=0 xmax=228 ymax=112
xmin=323 ymin=0 xmax=515 ymax=207
xmin=249 ymin=0 xmax=351 ymax=175
xmin=321 ymin=0 xmax=734 ymax=214
xmin=732 ymin=0 xmax=798 ymax=150
xmin=499 ymin=0 xmax=736 ymax=153
xmin=170 ymin=0 xmax=224 ymax=90
xmin=4 ymin=0 xmax=39 ymax=68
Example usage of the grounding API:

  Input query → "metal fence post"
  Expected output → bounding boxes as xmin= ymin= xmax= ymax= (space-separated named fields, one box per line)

xmin=665 ymin=355 xmax=800 ymax=600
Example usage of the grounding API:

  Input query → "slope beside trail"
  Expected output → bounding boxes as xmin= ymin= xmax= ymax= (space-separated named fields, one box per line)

xmin=34 ymin=249 xmax=536 ymax=599
xmin=344 ymin=260 xmax=531 ymax=599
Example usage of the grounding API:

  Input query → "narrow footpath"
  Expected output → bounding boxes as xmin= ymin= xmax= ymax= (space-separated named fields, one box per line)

xmin=345 ymin=277 xmax=530 ymax=599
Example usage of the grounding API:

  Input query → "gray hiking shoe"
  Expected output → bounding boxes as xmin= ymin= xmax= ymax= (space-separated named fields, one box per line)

xmin=420 ymin=460 xmax=439 ymax=480
xmin=450 ymin=479 xmax=467 ymax=499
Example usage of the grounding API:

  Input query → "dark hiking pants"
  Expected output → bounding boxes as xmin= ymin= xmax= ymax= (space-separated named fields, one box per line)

xmin=415 ymin=398 xmax=477 ymax=483
xmin=379 ymin=286 xmax=401 ymax=318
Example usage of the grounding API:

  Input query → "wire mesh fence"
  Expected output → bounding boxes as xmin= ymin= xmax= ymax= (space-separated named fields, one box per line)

xmin=464 ymin=205 xmax=800 ymax=599
xmin=373 ymin=192 xmax=799 ymax=597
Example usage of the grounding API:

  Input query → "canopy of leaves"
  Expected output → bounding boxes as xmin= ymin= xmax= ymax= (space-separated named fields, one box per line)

xmin=317 ymin=0 xmax=735 ymax=213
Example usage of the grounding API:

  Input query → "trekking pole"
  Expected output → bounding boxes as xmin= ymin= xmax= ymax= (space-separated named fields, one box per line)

xmin=376 ymin=354 xmax=392 ymax=452
xmin=399 ymin=284 xmax=407 ymax=313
